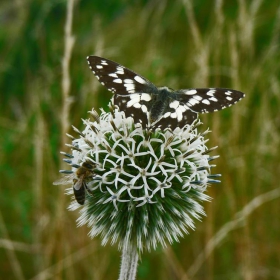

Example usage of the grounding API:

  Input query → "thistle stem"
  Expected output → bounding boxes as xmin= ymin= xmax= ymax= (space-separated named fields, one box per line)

xmin=118 ymin=245 xmax=139 ymax=280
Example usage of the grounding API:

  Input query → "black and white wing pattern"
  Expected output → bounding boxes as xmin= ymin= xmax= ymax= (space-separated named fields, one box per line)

xmin=87 ymin=56 xmax=157 ymax=128
xmin=176 ymin=88 xmax=244 ymax=113
xmin=87 ymin=56 xmax=245 ymax=130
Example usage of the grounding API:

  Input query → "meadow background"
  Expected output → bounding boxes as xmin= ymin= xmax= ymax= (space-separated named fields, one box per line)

xmin=1 ymin=0 xmax=280 ymax=279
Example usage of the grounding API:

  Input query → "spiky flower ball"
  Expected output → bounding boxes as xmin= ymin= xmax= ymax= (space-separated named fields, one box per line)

xmin=56 ymin=105 xmax=220 ymax=251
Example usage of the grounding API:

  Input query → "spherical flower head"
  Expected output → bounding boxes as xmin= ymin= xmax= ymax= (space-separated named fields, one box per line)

xmin=56 ymin=104 xmax=221 ymax=252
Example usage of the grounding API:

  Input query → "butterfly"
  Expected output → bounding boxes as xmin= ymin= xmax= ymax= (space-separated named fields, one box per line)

xmin=87 ymin=56 xmax=245 ymax=130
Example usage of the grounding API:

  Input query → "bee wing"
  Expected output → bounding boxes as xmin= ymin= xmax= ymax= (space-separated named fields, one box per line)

xmin=73 ymin=178 xmax=83 ymax=190
xmin=53 ymin=175 xmax=74 ymax=185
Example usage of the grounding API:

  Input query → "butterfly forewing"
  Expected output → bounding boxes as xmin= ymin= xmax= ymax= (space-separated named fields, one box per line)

xmin=87 ymin=55 xmax=245 ymax=130
xmin=87 ymin=56 xmax=157 ymax=95
xmin=177 ymin=88 xmax=245 ymax=114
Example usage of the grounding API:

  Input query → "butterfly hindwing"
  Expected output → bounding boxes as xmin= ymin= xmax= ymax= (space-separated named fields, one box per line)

xmin=114 ymin=94 xmax=151 ymax=128
xmin=150 ymin=109 xmax=198 ymax=130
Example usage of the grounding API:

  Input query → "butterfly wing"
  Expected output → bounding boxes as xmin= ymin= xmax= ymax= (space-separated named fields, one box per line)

xmin=176 ymin=88 xmax=245 ymax=114
xmin=150 ymin=109 xmax=198 ymax=130
xmin=150 ymin=88 xmax=245 ymax=130
xmin=87 ymin=56 xmax=157 ymax=95
xmin=87 ymin=56 xmax=157 ymax=127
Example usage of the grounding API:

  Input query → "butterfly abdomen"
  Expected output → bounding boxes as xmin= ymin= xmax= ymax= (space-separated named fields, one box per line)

xmin=150 ymin=100 xmax=166 ymax=122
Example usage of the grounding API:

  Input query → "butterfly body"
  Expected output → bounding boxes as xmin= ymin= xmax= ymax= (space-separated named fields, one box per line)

xmin=87 ymin=56 xmax=245 ymax=130
xmin=149 ymin=88 xmax=171 ymax=122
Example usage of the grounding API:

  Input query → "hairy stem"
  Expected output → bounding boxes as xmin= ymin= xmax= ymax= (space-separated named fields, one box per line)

xmin=119 ymin=245 xmax=139 ymax=280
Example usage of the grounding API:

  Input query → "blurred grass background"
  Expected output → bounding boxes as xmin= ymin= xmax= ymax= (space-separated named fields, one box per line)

xmin=1 ymin=0 xmax=280 ymax=279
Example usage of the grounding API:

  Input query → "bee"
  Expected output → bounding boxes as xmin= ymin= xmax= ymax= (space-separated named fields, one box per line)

xmin=54 ymin=160 xmax=96 ymax=205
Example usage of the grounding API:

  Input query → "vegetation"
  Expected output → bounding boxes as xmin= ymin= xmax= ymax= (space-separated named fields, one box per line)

xmin=1 ymin=0 xmax=279 ymax=279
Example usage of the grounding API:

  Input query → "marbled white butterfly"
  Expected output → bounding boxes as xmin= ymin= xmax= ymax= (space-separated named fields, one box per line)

xmin=87 ymin=56 xmax=245 ymax=130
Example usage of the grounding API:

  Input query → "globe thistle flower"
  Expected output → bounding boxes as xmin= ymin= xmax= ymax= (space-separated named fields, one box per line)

xmin=54 ymin=55 xmax=246 ymax=279
xmin=55 ymin=103 xmax=221 ymax=253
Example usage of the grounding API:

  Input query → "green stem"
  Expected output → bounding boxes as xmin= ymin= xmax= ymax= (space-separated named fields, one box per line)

xmin=118 ymin=244 xmax=139 ymax=280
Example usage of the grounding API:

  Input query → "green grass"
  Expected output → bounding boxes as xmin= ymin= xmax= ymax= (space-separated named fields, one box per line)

xmin=1 ymin=0 xmax=280 ymax=279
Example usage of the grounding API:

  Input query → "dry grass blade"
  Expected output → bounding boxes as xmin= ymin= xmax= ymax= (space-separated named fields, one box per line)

xmin=188 ymin=188 xmax=280 ymax=277
xmin=164 ymin=246 xmax=190 ymax=280
xmin=30 ymin=244 xmax=97 ymax=280
xmin=61 ymin=0 xmax=76 ymax=145
xmin=0 ymin=239 xmax=41 ymax=253
xmin=181 ymin=0 xmax=202 ymax=48
xmin=0 ymin=212 xmax=24 ymax=280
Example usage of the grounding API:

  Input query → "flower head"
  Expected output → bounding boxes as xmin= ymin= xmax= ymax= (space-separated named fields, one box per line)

xmin=55 ymin=104 xmax=221 ymax=251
